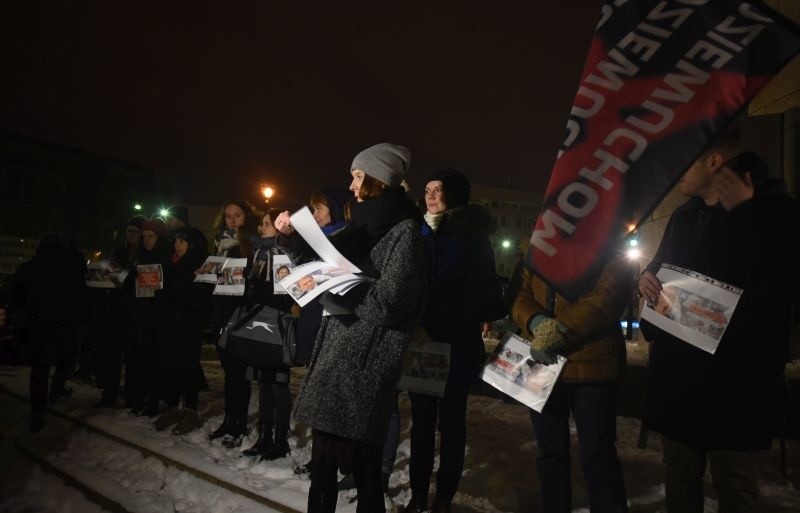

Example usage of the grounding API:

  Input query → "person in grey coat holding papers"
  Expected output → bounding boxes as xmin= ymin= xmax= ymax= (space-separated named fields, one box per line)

xmin=275 ymin=143 xmax=426 ymax=513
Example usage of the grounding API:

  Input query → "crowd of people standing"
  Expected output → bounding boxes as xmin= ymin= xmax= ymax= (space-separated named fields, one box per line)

xmin=1 ymin=134 xmax=797 ymax=513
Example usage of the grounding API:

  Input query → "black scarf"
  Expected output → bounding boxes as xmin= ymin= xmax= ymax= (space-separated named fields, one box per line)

xmin=334 ymin=188 xmax=421 ymax=263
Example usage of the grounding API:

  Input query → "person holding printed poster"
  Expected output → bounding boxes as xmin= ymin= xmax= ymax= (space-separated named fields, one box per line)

xmin=638 ymin=130 xmax=800 ymax=513
xmin=127 ymin=217 xmax=169 ymax=417
xmin=402 ymin=169 xmax=505 ymax=513
xmin=512 ymin=253 xmax=633 ymax=513
xmin=275 ymin=143 xmax=426 ymax=513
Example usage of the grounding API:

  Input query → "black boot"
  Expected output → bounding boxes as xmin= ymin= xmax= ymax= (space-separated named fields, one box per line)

xmin=259 ymin=428 xmax=290 ymax=461
xmin=129 ymin=396 xmax=146 ymax=416
xmin=49 ymin=385 xmax=73 ymax=404
xmin=294 ymin=458 xmax=312 ymax=475
xmin=403 ymin=494 xmax=428 ymax=513
xmin=221 ymin=417 xmax=248 ymax=448
xmin=29 ymin=411 xmax=46 ymax=433
xmin=430 ymin=495 xmax=452 ymax=513
xmin=242 ymin=421 xmax=274 ymax=457
xmin=208 ymin=414 xmax=233 ymax=441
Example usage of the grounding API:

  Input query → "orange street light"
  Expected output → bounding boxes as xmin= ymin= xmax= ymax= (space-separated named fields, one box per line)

xmin=260 ymin=184 xmax=275 ymax=204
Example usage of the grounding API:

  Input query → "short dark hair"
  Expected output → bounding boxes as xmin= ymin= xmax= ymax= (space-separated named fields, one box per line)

xmin=702 ymin=128 xmax=742 ymax=160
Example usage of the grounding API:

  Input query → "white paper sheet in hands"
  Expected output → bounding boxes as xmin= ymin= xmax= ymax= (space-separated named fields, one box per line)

xmin=194 ymin=256 xmax=227 ymax=284
xmin=481 ymin=332 xmax=566 ymax=413
xmin=640 ymin=263 xmax=741 ymax=354
xmin=213 ymin=258 xmax=247 ymax=296
xmin=289 ymin=207 xmax=360 ymax=273
xmin=279 ymin=261 xmax=364 ymax=307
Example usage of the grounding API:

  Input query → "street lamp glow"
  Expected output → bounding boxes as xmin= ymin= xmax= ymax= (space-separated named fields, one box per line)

xmin=262 ymin=185 xmax=275 ymax=201
xmin=626 ymin=247 xmax=641 ymax=260
xmin=133 ymin=203 xmax=142 ymax=211
xmin=159 ymin=208 xmax=169 ymax=217
xmin=501 ymin=239 xmax=511 ymax=249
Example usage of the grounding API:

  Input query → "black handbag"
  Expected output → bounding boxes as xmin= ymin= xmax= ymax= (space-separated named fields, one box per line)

xmin=219 ymin=304 xmax=299 ymax=368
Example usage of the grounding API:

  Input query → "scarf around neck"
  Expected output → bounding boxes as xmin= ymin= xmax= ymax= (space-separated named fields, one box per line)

xmin=423 ymin=211 xmax=444 ymax=232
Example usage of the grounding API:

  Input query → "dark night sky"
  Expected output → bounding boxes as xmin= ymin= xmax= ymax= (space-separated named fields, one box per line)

xmin=1 ymin=1 xmax=603 ymax=209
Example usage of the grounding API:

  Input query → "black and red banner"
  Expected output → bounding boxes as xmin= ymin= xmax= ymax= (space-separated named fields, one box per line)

xmin=526 ymin=0 xmax=800 ymax=299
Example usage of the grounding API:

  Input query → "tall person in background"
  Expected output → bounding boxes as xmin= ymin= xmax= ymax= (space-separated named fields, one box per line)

xmin=638 ymin=130 xmax=800 ymax=513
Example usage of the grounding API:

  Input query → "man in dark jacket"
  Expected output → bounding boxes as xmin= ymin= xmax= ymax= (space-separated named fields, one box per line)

xmin=9 ymin=232 xmax=87 ymax=432
xmin=638 ymin=130 xmax=800 ymax=512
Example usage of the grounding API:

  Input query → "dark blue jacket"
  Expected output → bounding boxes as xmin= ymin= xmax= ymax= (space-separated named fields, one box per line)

xmin=421 ymin=205 xmax=505 ymax=385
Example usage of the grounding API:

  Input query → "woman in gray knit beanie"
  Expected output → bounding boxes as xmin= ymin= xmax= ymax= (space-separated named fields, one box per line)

xmin=275 ymin=142 xmax=425 ymax=513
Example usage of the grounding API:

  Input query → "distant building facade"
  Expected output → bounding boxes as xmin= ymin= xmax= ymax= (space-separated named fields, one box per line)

xmin=470 ymin=183 xmax=542 ymax=278
xmin=0 ymin=130 xmax=158 ymax=276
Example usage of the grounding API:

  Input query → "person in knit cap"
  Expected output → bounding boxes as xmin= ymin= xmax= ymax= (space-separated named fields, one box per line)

xmin=401 ymin=168 xmax=506 ymax=513
xmin=126 ymin=216 xmax=171 ymax=416
xmin=274 ymin=142 xmax=426 ymax=513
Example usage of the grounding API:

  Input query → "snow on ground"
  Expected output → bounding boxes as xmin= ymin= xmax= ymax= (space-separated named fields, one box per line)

xmin=0 ymin=358 xmax=799 ymax=513
xmin=1 ymin=465 xmax=111 ymax=513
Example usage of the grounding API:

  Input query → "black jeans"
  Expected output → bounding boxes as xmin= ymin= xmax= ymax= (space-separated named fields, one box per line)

xmin=529 ymin=382 xmax=628 ymax=513
xmin=662 ymin=438 xmax=759 ymax=513
xmin=160 ymin=368 xmax=199 ymax=410
xmin=218 ymin=346 xmax=251 ymax=431
xmin=258 ymin=367 xmax=291 ymax=435
xmin=30 ymin=353 xmax=74 ymax=417
xmin=382 ymin=392 xmax=401 ymax=475
xmin=408 ymin=381 xmax=471 ymax=502
xmin=308 ymin=429 xmax=384 ymax=513
xmin=125 ymin=343 xmax=156 ymax=405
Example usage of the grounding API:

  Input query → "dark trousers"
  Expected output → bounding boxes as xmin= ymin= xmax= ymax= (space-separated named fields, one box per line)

xmin=408 ymin=381 xmax=471 ymax=502
xmin=219 ymin=346 xmax=251 ymax=431
xmin=29 ymin=353 xmax=74 ymax=417
xmin=382 ymin=392 xmax=401 ymax=475
xmin=530 ymin=382 xmax=628 ymax=513
xmin=258 ymin=368 xmax=291 ymax=435
xmin=125 ymin=344 xmax=156 ymax=405
xmin=160 ymin=368 xmax=199 ymax=410
xmin=98 ymin=335 xmax=126 ymax=401
xmin=662 ymin=438 xmax=759 ymax=513
xmin=308 ymin=429 xmax=384 ymax=513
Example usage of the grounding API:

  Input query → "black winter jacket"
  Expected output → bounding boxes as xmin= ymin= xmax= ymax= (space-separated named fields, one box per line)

xmin=643 ymin=194 xmax=800 ymax=450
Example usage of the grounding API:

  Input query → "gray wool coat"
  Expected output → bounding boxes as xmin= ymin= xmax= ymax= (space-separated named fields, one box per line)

xmin=293 ymin=218 xmax=426 ymax=446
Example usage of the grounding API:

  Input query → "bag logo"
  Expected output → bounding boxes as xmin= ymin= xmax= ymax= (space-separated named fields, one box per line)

xmin=246 ymin=321 xmax=275 ymax=333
